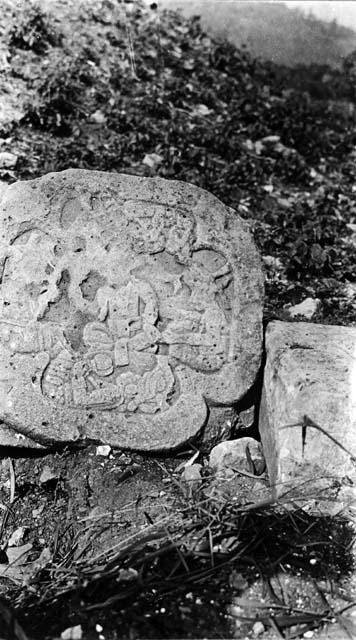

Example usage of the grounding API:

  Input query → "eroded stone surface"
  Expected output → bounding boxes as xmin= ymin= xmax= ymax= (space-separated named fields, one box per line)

xmin=259 ymin=321 xmax=356 ymax=505
xmin=0 ymin=422 xmax=45 ymax=449
xmin=209 ymin=437 xmax=265 ymax=476
xmin=0 ymin=170 xmax=263 ymax=450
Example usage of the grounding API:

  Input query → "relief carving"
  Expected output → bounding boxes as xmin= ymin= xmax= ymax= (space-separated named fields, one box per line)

xmin=40 ymin=276 xmax=175 ymax=412
xmin=125 ymin=201 xmax=196 ymax=262
xmin=160 ymin=252 xmax=232 ymax=371
xmin=0 ymin=171 xmax=263 ymax=450
xmin=0 ymin=187 xmax=235 ymax=416
xmin=1 ymin=247 xmax=232 ymax=412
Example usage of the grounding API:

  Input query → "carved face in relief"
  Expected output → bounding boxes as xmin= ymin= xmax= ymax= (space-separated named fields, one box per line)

xmin=0 ymin=171 xmax=263 ymax=450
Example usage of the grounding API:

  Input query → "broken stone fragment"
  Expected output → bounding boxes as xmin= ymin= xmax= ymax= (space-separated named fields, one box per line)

xmin=259 ymin=321 xmax=356 ymax=506
xmin=39 ymin=465 xmax=60 ymax=485
xmin=0 ymin=151 xmax=18 ymax=169
xmin=0 ymin=169 xmax=263 ymax=450
xmin=286 ymin=297 xmax=321 ymax=319
xmin=209 ymin=437 xmax=265 ymax=476
xmin=181 ymin=463 xmax=202 ymax=496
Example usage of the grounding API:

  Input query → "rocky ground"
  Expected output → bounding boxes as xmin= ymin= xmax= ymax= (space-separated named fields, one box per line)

xmin=1 ymin=438 xmax=356 ymax=639
xmin=0 ymin=1 xmax=356 ymax=638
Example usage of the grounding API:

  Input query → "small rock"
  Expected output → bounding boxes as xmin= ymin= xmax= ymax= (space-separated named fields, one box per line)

xmin=287 ymin=297 xmax=320 ymax=319
xmin=118 ymin=453 xmax=132 ymax=464
xmin=252 ymin=621 xmax=265 ymax=636
xmin=142 ymin=152 xmax=163 ymax=168
xmin=96 ymin=445 xmax=111 ymax=457
xmin=262 ymin=255 xmax=284 ymax=271
xmin=89 ymin=110 xmax=106 ymax=125
xmin=117 ymin=567 xmax=138 ymax=581
xmin=8 ymin=526 xmax=27 ymax=547
xmin=191 ymin=103 xmax=211 ymax=117
xmin=182 ymin=463 xmax=202 ymax=483
xmin=39 ymin=465 xmax=60 ymax=484
xmin=262 ymin=184 xmax=274 ymax=193
xmin=181 ymin=464 xmax=202 ymax=495
xmin=344 ymin=282 xmax=356 ymax=302
xmin=229 ymin=570 xmax=248 ymax=591
xmin=209 ymin=438 xmax=265 ymax=476
xmin=0 ymin=151 xmax=18 ymax=169
xmin=61 ymin=625 xmax=83 ymax=640
xmin=261 ymin=135 xmax=281 ymax=145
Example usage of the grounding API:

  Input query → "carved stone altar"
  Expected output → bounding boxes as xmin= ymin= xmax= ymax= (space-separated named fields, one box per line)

xmin=0 ymin=170 xmax=263 ymax=450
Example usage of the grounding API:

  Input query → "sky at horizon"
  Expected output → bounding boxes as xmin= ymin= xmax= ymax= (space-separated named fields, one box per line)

xmin=279 ymin=2 xmax=356 ymax=32
xmin=159 ymin=1 xmax=356 ymax=33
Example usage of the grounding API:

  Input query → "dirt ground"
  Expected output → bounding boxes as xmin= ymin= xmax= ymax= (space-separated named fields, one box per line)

xmin=1 ymin=436 xmax=356 ymax=640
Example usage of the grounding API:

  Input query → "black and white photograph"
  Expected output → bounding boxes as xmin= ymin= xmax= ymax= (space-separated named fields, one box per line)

xmin=0 ymin=1 xmax=355 ymax=638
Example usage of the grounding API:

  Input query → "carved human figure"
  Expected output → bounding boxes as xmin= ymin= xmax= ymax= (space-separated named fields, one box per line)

xmin=161 ymin=257 xmax=232 ymax=370
xmin=39 ymin=275 xmax=176 ymax=412
xmin=84 ymin=277 xmax=160 ymax=370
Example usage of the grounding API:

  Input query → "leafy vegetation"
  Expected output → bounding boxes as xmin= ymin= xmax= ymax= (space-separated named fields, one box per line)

xmin=0 ymin=0 xmax=355 ymax=329
xmin=7 ymin=2 xmax=62 ymax=53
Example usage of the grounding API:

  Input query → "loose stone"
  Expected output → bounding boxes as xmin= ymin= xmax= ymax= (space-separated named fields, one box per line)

xmin=209 ymin=437 xmax=265 ymax=476
xmin=286 ymin=297 xmax=321 ymax=319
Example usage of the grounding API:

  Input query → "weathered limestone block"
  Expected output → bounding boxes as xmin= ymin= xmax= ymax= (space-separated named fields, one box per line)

xmin=259 ymin=321 xmax=356 ymax=503
xmin=0 ymin=169 xmax=263 ymax=450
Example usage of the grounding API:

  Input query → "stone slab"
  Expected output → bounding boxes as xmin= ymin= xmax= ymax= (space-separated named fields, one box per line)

xmin=0 ymin=170 xmax=263 ymax=450
xmin=259 ymin=320 xmax=356 ymax=504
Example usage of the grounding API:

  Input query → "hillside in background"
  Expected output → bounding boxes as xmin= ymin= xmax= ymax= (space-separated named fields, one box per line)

xmin=160 ymin=0 xmax=356 ymax=68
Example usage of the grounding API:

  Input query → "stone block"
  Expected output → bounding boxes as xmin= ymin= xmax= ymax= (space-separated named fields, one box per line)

xmin=0 ymin=170 xmax=263 ymax=450
xmin=259 ymin=321 xmax=356 ymax=504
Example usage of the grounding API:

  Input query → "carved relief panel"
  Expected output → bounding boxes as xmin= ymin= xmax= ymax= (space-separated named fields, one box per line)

xmin=0 ymin=170 xmax=263 ymax=450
